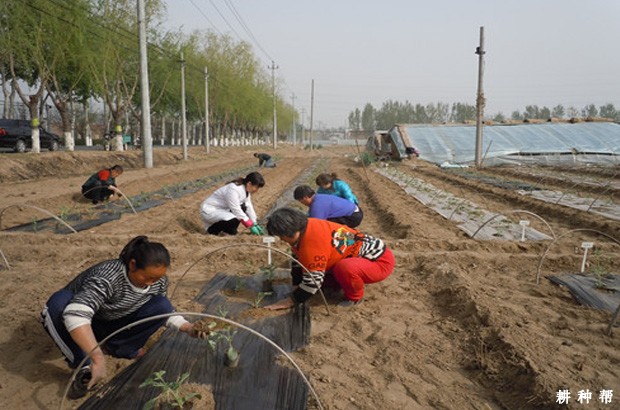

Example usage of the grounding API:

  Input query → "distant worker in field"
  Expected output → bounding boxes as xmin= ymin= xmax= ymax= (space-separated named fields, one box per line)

xmin=253 ymin=152 xmax=276 ymax=168
xmin=315 ymin=172 xmax=358 ymax=204
xmin=200 ymin=171 xmax=266 ymax=236
xmin=81 ymin=165 xmax=123 ymax=204
xmin=405 ymin=146 xmax=420 ymax=158
xmin=294 ymin=185 xmax=363 ymax=228
xmin=263 ymin=207 xmax=394 ymax=309
xmin=40 ymin=236 xmax=198 ymax=399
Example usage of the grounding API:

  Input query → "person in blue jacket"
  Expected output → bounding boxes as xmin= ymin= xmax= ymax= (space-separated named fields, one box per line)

xmin=294 ymin=185 xmax=363 ymax=228
xmin=315 ymin=173 xmax=358 ymax=204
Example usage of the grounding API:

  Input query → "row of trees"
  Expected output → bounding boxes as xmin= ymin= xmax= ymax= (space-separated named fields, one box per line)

xmin=349 ymin=100 xmax=620 ymax=131
xmin=0 ymin=0 xmax=295 ymax=152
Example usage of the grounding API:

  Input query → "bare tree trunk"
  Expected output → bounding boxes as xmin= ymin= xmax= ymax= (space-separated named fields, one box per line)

xmin=28 ymin=97 xmax=41 ymax=153
xmin=160 ymin=116 xmax=165 ymax=145
xmin=172 ymin=119 xmax=177 ymax=145
xmin=85 ymin=101 xmax=92 ymax=146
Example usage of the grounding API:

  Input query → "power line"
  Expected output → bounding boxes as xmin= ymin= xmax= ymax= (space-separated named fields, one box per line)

xmin=223 ymin=0 xmax=273 ymax=62
xmin=205 ymin=0 xmax=244 ymax=40
xmin=186 ymin=0 xmax=225 ymax=37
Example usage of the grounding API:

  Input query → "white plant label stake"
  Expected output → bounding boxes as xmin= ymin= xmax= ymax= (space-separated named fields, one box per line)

xmin=519 ymin=220 xmax=530 ymax=242
xmin=580 ymin=242 xmax=594 ymax=273
xmin=263 ymin=236 xmax=276 ymax=265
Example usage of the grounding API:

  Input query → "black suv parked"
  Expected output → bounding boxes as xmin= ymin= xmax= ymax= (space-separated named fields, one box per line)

xmin=0 ymin=119 xmax=62 ymax=152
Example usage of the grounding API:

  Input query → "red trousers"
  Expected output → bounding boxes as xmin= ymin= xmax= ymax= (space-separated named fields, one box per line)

xmin=331 ymin=247 xmax=394 ymax=302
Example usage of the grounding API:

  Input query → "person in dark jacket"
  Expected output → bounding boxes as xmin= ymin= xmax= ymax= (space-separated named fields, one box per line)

xmin=81 ymin=165 xmax=123 ymax=204
xmin=253 ymin=152 xmax=276 ymax=168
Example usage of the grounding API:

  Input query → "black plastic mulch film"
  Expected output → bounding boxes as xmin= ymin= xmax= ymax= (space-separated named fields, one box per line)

xmin=548 ymin=272 xmax=620 ymax=315
xmin=79 ymin=270 xmax=312 ymax=409
xmin=4 ymin=166 xmax=256 ymax=234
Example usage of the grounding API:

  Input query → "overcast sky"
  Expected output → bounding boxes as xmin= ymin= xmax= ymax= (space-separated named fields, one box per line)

xmin=164 ymin=0 xmax=620 ymax=128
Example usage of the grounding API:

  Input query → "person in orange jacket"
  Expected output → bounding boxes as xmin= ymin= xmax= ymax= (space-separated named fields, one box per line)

xmin=264 ymin=207 xmax=394 ymax=309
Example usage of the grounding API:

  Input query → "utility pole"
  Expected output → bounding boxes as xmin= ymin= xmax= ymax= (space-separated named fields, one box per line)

xmin=180 ymin=51 xmax=188 ymax=160
xmin=269 ymin=60 xmax=278 ymax=149
xmin=309 ymin=79 xmax=314 ymax=152
xmin=474 ymin=26 xmax=486 ymax=168
xmin=204 ymin=66 xmax=210 ymax=153
xmin=291 ymin=92 xmax=297 ymax=145
xmin=300 ymin=108 xmax=306 ymax=146
xmin=138 ymin=0 xmax=153 ymax=167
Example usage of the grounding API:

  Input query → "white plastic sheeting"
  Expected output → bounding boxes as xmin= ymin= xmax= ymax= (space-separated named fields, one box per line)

xmin=402 ymin=122 xmax=620 ymax=166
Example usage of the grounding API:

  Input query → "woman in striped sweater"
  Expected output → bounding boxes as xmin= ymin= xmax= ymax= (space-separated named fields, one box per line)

xmin=40 ymin=236 xmax=196 ymax=399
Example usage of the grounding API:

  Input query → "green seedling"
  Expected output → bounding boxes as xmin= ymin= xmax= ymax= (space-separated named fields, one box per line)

xmin=233 ymin=276 xmax=245 ymax=292
xmin=260 ymin=264 xmax=276 ymax=280
xmin=253 ymin=291 xmax=273 ymax=308
xmin=58 ymin=206 xmax=72 ymax=221
xmin=202 ymin=321 xmax=221 ymax=350
xmin=139 ymin=370 xmax=201 ymax=410
xmin=202 ymin=325 xmax=240 ymax=367
xmin=216 ymin=305 xmax=229 ymax=318
xmin=222 ymin=330 xmax=239 ymax=367
xmin=591 ymin=265 xmax=609 ymax=289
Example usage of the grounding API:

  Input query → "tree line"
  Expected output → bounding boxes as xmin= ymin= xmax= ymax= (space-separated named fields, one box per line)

xmin=0 ymin=0 xmax=295 ymax=152
xmin=349 ymin=100 xmax=620 ymax=131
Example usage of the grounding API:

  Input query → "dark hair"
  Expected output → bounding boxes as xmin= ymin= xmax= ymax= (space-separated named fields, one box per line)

xmin=266 ymin=207 xmax=308 ymax=238
xmin=293 ymin=185 xmax=315 ymax=200
xmin=315 ymin=173 xmax=338 ymax=186
xmin=230 ymin=171 xmax=265 ymax=188
xmin=110 ymin=165 xmax=124 ymax=173
xmin=119 ymin=236 xmax=170 ymax=269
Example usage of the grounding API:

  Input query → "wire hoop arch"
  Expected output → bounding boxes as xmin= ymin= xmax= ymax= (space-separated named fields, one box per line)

xmin=0 ymin=204 xmax=77 ymax=233
xmin=0 ymin=248 xmax=10 ymax=269
xmin=169 ymin=243 xmax=331 ymax=316
xmin=535 ymin=228 xmax=619 ymax=285
xmin=81 ymin=186 xmax=137 ymax=214
xmin=60 ymin=312 xmax=324 ymax=410
xmin=535 ymin=229 xmax=620 ymax=336
xmin=471 ymin=209 xmax=556 ymax=240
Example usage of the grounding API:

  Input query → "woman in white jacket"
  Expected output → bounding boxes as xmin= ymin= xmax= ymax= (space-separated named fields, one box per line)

xmin=200 ymin=172 xmax=266 ymax=235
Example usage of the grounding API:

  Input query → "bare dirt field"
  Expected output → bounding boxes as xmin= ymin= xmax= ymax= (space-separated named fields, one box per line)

xmin=0 ymin=145 xmax=618 ymax=409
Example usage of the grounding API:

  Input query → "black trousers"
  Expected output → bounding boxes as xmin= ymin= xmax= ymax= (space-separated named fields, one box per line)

xmin=207 ymin=218 xmax=241 ymax=235
xmin=82 ymin=185 xmax=113 ymax=202
xmin=328 ymin=207 xmax=363 ymax=228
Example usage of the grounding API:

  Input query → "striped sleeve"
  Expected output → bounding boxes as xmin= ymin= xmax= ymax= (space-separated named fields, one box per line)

xmin=292 ymin=270 xmax=325 ymax=303
xmin=358 ymin=234 xmax=386 ymax=260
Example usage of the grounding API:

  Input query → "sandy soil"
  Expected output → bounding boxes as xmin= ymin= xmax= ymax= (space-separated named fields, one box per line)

xmin=0 ymin=145 xmax=618 ymax=410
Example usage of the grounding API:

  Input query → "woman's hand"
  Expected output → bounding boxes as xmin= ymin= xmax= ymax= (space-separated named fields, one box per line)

xmin=89 ymin=356 xmax=107 ymax=389
xmin=109 ymin=186 xmax=122 ymax=197
xmin=264 ymin=297 xmax=295 ymax=310
xmin=179 ymin=322 xmax=198 ymax=338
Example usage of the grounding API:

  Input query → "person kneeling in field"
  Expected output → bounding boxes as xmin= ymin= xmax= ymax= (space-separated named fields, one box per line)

xmin=294 ymin=185 xmax=363 ymax=228
xmin=200 ymin=172 xmax=266 ymax=236
xmin=81 ymin=164 xmax=123 ymax=205
xmin=263 ymin=207 xmax=394 ymax=309
xmin=253 ymin=152 xmax=276 ymax=168
xmin=40 ymin=236 xmax=197 ymax=399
